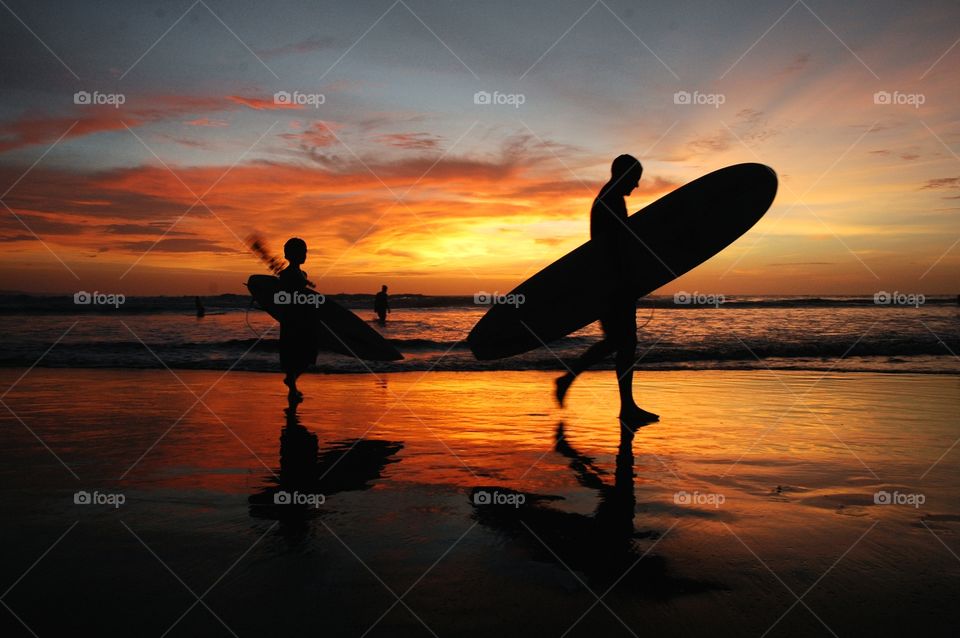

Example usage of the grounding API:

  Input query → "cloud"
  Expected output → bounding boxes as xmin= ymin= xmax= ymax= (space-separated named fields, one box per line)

xmin=184 ymin=117 xmax=229 ymax=127
xmin=766 ymin=261 xmax=835 ymax=266
xmin=257 ymin=34 xmax=338 ymax=58
xmin=375 ymin=132 xmax=444 ymax=150
xmin=781 ymin=53 xmax=812 ymax=74
xmin=0 ymin=113 xmax=134 ymax=154
xmin=0 ymin=94 xmax=235 ymax=154
xmin=279 ymin=121 xmax=340 ymax=149
xmin=117 ymin=238 xmax=239 ymax=253
xmin=227 ymin=95 xmax=304 ymax=111
xmin=921 ymin=176 xmax=959 ymax=190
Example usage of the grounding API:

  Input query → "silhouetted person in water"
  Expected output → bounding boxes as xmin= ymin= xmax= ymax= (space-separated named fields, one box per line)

xmin=555 ymin=155 xmax=659 ymax=427
xmin=374 ymin=284 xmax=390 ymax=324
xmin=194 ymin=296 xmax=205 ymax=318
xmin=278 ymin=237 xmax=319 ymax=404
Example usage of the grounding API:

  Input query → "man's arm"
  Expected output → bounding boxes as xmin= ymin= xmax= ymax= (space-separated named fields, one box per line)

xmin=595 ymin=198 xmax=636 ymax=288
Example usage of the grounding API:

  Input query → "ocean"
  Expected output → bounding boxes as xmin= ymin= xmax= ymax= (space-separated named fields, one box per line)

xmin=1 ymin=294 xmax=958 ymax=374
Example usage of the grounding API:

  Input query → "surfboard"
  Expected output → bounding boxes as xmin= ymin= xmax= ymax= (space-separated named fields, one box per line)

xmin=467 ymin=163 xmax=778 ymax=360
xmin=246 ymin=275 xmax=403 ymax=361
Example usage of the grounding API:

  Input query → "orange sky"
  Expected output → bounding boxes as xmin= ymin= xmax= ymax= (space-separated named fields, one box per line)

xmin=1 ymin=1 xmax=958 ymax=296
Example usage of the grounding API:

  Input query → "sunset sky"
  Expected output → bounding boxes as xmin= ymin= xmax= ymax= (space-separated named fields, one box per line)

xmin=1 ymin=0 xmax=958 ymax=295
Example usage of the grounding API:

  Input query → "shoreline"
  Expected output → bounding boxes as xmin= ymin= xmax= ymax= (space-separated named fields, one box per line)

xmin=1 ymin=363 xmax=958 ymax=374
xmin=1 ymin=367 xmax=958 ymax=636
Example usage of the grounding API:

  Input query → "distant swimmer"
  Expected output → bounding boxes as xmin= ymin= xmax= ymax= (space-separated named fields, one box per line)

xmin=278 ymin=238 xmax=319 ymax=404
xmin=195 ymin=296 xmax=205 ymax=318
xmin=374 ymin=284 xmax=390 ymax=325
xmin=555 ymin=155 xmax=659 ymax=427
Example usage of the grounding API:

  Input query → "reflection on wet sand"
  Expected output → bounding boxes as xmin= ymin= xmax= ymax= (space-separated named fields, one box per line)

xmin=470 ymin=422 xmax=722 ymax=596
xmin=249 ymin=405 xmax=403 ymax=534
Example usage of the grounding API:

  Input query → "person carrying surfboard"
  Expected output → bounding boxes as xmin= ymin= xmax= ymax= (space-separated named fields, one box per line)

xmin=555 ymin=155 xmax=659 ymax=427
xmin=278 ymin=237 xmax=319 ymax=403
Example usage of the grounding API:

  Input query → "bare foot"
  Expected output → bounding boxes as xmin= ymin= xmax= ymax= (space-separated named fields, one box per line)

xmin=619 ymin=406 xmax=659 ymax=427
xmin=554 ymin=374 xmax=574 ymax=407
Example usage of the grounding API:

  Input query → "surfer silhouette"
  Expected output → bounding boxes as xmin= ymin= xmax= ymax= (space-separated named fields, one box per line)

xmin=374 ymin=284 xmax=390 ymax=324
xmin=278 ymin=237 xmax=319 ymax=404
xmin=555 ymin=155 xmax=659 ymax=426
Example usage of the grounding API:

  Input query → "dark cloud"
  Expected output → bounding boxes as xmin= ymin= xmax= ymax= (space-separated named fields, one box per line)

xmin=257 ymin=34 xmax=338 ymax=59
xmin=117 ymin=238 xmax=238 ymax=253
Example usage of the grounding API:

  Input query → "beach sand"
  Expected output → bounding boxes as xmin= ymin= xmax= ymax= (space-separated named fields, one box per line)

xmin=1 ymin=368 xmax=958 ymax=636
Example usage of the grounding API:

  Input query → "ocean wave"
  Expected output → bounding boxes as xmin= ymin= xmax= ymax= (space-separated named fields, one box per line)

xmin=2 ymin=293 xmax=957 ymax=314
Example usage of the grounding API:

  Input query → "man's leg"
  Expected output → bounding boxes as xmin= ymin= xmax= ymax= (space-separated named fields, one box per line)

xmin=555 ymin=338 xmax=616 ymax=405
xmin=613 ymin=333 xmax=638 ymax=413
xmin=608 ymin=296 xmax=658 ymax=425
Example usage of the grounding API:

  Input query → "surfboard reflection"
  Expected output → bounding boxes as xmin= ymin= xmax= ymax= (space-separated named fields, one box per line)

xmin=248 ymin=406 xmax=403 ymax=536
xmin=469 ymin=423 xmax=720 ymax=596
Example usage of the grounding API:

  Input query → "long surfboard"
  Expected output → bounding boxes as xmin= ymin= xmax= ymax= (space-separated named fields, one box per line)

xmin=246 ymin=275 xmax=403 ymax=362
xmin=467 ymin=163 xmax=778 ymax=360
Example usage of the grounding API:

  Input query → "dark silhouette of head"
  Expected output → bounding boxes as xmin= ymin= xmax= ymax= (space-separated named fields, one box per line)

xmin=381 ymin=285 xmax=388 ymax=293
xmin=609 ymin=154 xmax=643 ymax=196
xmin=284 ymin=237 xmax=307 ymax=265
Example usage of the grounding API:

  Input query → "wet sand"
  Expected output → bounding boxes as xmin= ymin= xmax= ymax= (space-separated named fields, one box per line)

xmin=1 ymin=368 xmax=958 ymax=636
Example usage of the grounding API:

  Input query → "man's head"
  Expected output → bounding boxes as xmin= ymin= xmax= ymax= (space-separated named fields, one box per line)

xmin=610 ymin=154 xmax=643 ymax=196
xmin=284 ymin=237 xmax=307 ymax=265
xmin=381 ymin=285 xmax=388 ymax=293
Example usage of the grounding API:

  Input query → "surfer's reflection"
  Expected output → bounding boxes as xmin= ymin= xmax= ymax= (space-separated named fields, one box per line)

xmin=249 ymin=406 xmax=402 ymax=537
xmin=470 ymin=423 xmax=717 ymax=595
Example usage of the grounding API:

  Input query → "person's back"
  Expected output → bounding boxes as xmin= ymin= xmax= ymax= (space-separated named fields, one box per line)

xmin=279 ymin=262 xmax=307 ymax=291
xmin=590 ymin=184 xmax=628 ymax=246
